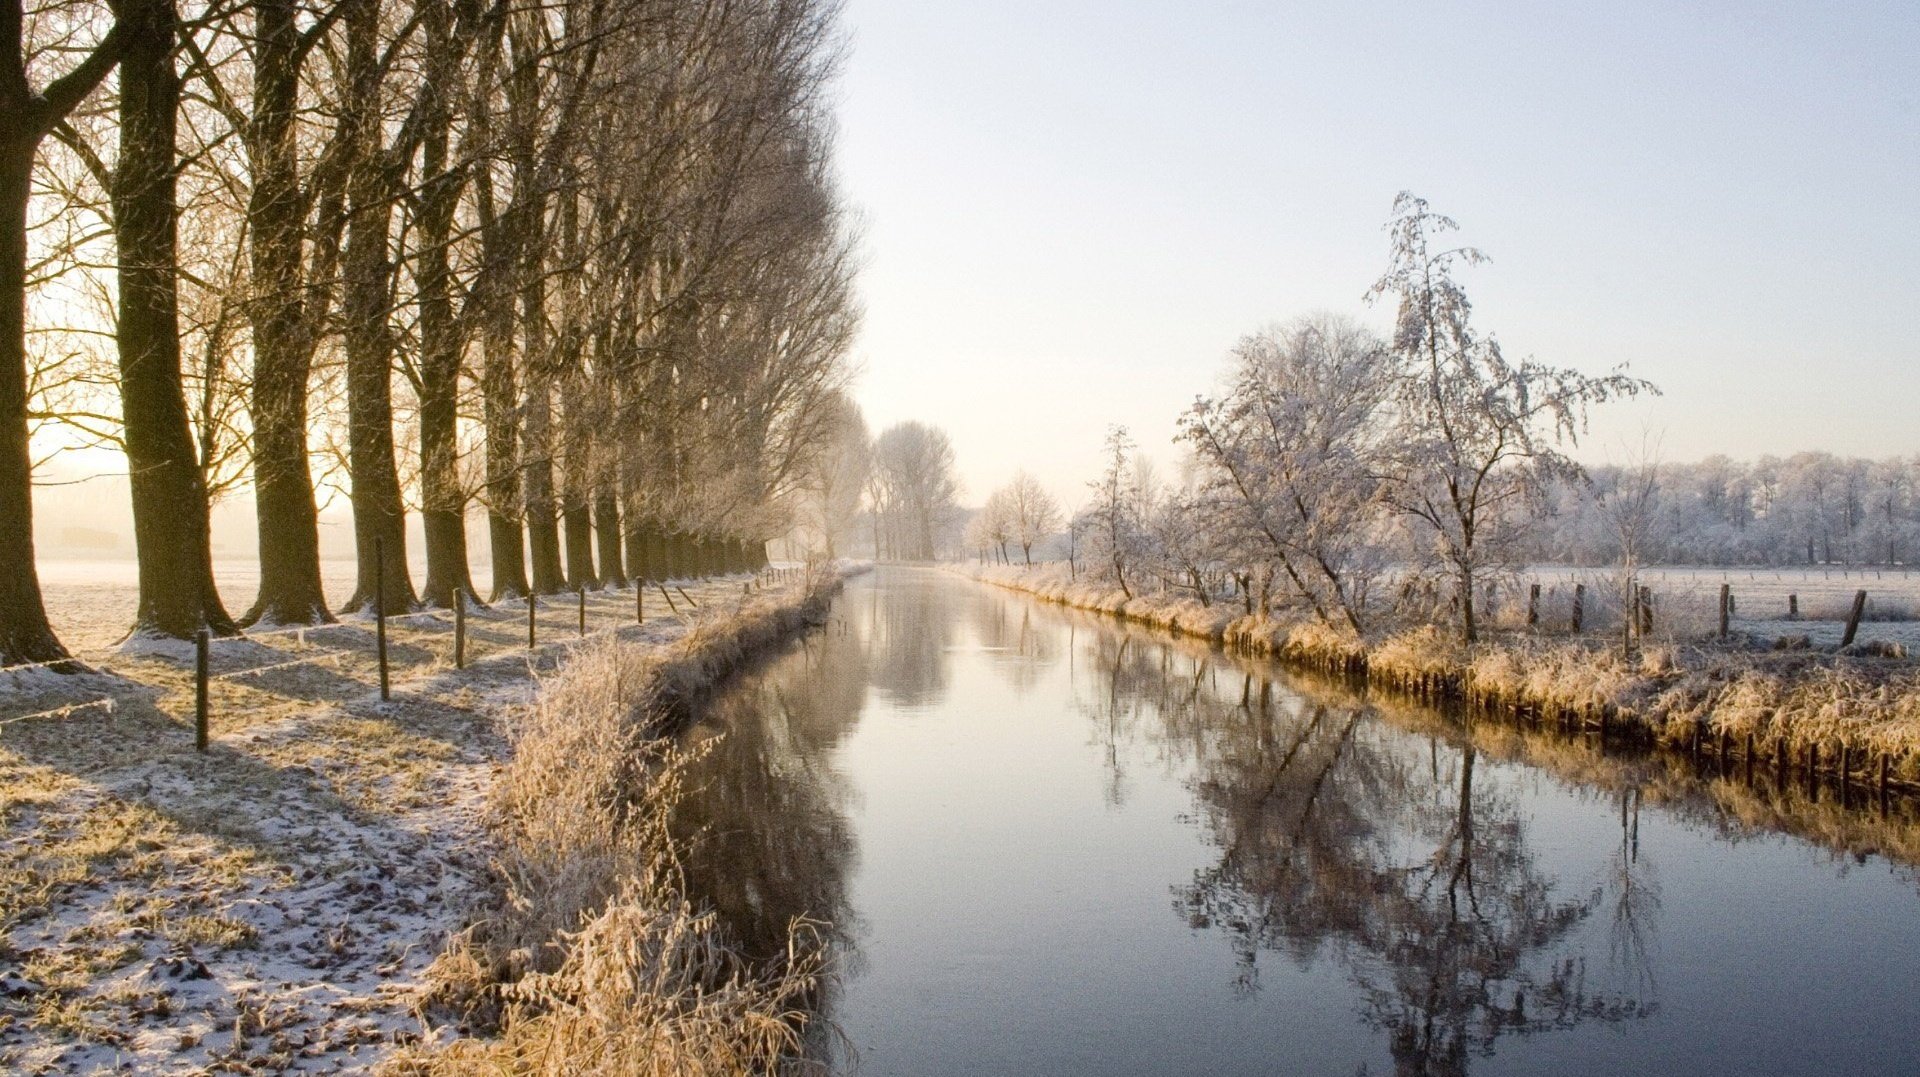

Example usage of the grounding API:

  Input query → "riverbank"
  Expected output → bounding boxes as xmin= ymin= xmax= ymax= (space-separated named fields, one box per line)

xmin=0 ymin=566 xmax=845 ymax=1074
xmin=967 ymin=564 xmax=1920 ymax=795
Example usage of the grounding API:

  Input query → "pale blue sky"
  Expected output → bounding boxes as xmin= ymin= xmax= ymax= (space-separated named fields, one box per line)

xmin=837 ymin=1 xmax=1920 ymax=507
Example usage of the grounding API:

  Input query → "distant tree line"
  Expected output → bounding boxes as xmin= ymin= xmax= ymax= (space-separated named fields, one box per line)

xmin=4 ymin=0 xmax=859 ymax=666
xmin=1535 ymin=453 xmax=1920 ymax=568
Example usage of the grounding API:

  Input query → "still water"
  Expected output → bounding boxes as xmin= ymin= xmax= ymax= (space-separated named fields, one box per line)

xmin=674 ymin=568 xmax=1920 ymax=1076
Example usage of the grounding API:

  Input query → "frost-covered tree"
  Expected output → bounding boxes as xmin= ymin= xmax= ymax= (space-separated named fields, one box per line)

xmin=870 ymin=421 xmax=959 ymax=560
xmin=979 ymin=487 xmax=1015 ymax=564
xmin=1367 ymin=193 xmax=1654 ymax=642
xmin=796 ymin=392 xmax=870 ymax=559
xmin=1082 ymin=426 xmax=1147 ymax=598
xmin=999 ymin=471 xmax=1061 ymax=566
xmin=1179 ymin=313 xmax=1392 ymax=633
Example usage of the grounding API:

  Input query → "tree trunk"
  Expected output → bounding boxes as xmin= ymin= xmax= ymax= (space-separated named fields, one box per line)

xmin=243 ymin=0 xmax=329 ymax=626
xmin=594 ymin=486 xmax=625 ymax=588
xmin=623 ymin=516 xmax=651 ymax=584
xmin=0 ymin=147 xmax=66 ymax=662
xmin=480 ymin=318 xmax=528 ymax=600
xmin=558 ymin=384 xmax=595 ymax=589
xmin=113 ymin=0 xmax=235 ymax=639
xmin=562 ymin=491 xmax=595 ymax=589
xmin=412 ymin=38 xmax=475 ymax=610
xmin=1459 ymin=563 xmax=1478 ymax=644
xmin=522 ymin=377 xmax=565 ymax=592
xmin=341 ymin=329 xmax=412 ymax=614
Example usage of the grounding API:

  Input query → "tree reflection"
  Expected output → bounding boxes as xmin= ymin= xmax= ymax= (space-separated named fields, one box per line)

xmin=863 ymin=572 xmax=959 ymax=706
xmin=671 ymin=598 xmax=869 ymax=1046
xmin=964 ymin=589 xmax=1061 ymax=694
xmin=1077 ymin=634 xmax=1657 ymax=1075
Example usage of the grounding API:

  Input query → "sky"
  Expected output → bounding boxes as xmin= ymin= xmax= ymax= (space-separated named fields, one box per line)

xmin=836 ymin=0 xmax=1920 ymax=509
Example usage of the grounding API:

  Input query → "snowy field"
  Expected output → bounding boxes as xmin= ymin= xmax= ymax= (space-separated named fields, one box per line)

xmin=37 ymin=558 xmax=501 ymax=655
xmin=1506 ymin=564 xmax=1920 ymax=648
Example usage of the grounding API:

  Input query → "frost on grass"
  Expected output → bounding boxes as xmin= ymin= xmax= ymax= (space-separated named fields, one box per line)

xmin=395 ymin=582 xmax=837 ymax=1075
xmin=0 ymin=574 xmax=813 ymax=1074
xmin=971 ymin=563 xmax=1920 ymax=780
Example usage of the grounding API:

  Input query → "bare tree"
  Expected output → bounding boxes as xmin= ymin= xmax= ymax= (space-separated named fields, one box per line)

xmin=1367 ymin=193 xmax=1654 ymax=643
xmin=870 ymin=421 xmax=958 ymax=561
xmin=1002 ymin=470 xmax=1061 ymax=566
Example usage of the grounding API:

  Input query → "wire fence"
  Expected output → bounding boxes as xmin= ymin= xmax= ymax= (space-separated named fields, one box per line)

xmin=0 ymin=566 xmax=813 ymax=748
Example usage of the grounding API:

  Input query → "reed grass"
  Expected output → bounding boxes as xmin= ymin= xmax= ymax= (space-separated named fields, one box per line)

xmin=971 ymin=564 xmax=1920 ymax=787
xmin=390 ymin=579 xmax=839 ymax=1075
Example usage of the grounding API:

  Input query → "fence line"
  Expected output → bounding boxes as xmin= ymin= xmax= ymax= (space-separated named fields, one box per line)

xmin=0 ymin=569 xmax=788 ymax=743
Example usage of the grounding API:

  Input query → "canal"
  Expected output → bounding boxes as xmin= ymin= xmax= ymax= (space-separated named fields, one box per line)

xmin=673 ymin=567 xmax=1920 ymax=1076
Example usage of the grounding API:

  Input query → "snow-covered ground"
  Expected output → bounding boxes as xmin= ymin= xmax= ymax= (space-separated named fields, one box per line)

xmin=1513 ymin=564 xmax=1920 ymax=647
xmin=0 ymin=573 xmax=794 ymax=1074
xmin=36 ymin=559 xmax=500 ymax=655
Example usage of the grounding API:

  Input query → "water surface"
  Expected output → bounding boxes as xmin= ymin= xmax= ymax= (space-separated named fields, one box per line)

xmin=676 ymin=568 xmax=1920 ymax=1076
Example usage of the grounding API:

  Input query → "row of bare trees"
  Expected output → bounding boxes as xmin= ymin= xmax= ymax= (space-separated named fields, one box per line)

xmin=2 ymin=0 xmax=859 ymax=666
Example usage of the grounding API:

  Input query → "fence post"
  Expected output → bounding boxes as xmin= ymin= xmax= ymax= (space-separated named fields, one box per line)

xmin=658 ymin=581 xmax=680 ymax=616
xmin=1788 ymin=593 xmax=1798 ymax=619
xmin=1638 ymin=585 xmax=1654 ymax=638
xmin=1572 ymin=583 xmax=1585 ymax=632
xmin=1527 ymin=583 xmax=1540 ymax=628
xmin=454 ymin=589 xmax=467 ymax=669
xmin=636 ymin=581 xmax=645 ymax=624
xmin=1719 ymin=583 xmax=1730 ymax=639
xmin=375 ymin=537 xmax=390 ymax=701
xmin=579 ymin=586 xmax=587 ymax=636
xmin=528 ymin=594 xmax=537 ymax=650
xmin=194 ymin=627 xmax=210 ymax=753
xmin=1841 ymin=589 xmax=1867 ymax=647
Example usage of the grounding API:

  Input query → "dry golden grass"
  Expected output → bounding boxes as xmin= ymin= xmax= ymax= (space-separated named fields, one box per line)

xmin=973 ymin=564 xmax=1920 ymax=785
xmin=393 ymin=584 xmax=837 ymax=1074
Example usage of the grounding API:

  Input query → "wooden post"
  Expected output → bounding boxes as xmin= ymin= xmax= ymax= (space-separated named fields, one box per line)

xmin=1572 ymin=584 xmax=1585 ymax=632
xmin=1719 ymin=583 xmax=1730 ymax=639
xmin=636 ymin=581 xmax=645 ymax=624
xmin=676 ymin=584 xmax=698 ymax=609
xmin=194 ymin=627 xmax=210 ymax=753
xmin=1841 ymin=589 xmax=1867 ymax=647
xmin=528 ymin=594 xmax=537 ymax=650
xmin=1527 ymin=583 xmax=1540 ymax=628
xmin=454 ymin=589 xmax=466 ymax=670
xmin=1788 ymin=593 xmax=1798 ymax=620
xmin=658 ymin=582 xmax=680 ymax=616
xmin=578 ymin=587 xmax=587 ymax=636
xmin=1638 ymin=585 xmax=1654 ymax=638
xmin=375 ymin=537 xmax=390 ymax=701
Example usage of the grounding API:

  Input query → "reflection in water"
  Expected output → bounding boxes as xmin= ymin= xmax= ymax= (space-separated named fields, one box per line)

xmin=674 ymin=570 xmax=1920 ymax=1076
xmin=863 ymin=575 xmax=960 ymax=706
xmin=671 ymin=598 xmax=870 ymax=1042
xmin=1080 ymin=627 xmax=1652 ymax=1074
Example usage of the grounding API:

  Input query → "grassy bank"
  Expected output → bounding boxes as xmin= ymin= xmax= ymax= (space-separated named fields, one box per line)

xmin=392 ymin=569 xmax=845 ymax=1074
xmin=0 ymin=567 xmax=844 ymax=1074
xmin=969 ymin=564 xmax=1920 ymax=796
